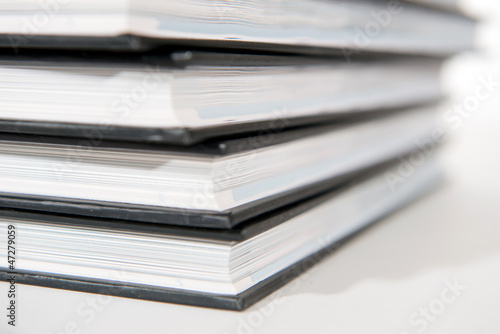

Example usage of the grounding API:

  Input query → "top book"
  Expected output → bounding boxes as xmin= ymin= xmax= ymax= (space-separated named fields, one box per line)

xmin=0 ymin=0 xmax=475 ymax=56
xmin=410 ymin=0 xmax=463 ymax=13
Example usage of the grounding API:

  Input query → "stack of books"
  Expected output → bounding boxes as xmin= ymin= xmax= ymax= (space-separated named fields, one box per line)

xmin=0 ymin=0 xmax=474 ymax=310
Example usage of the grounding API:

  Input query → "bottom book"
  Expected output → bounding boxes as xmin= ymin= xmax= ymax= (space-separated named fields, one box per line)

xmin=0 ymin=158 xmax=440 ymax=311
